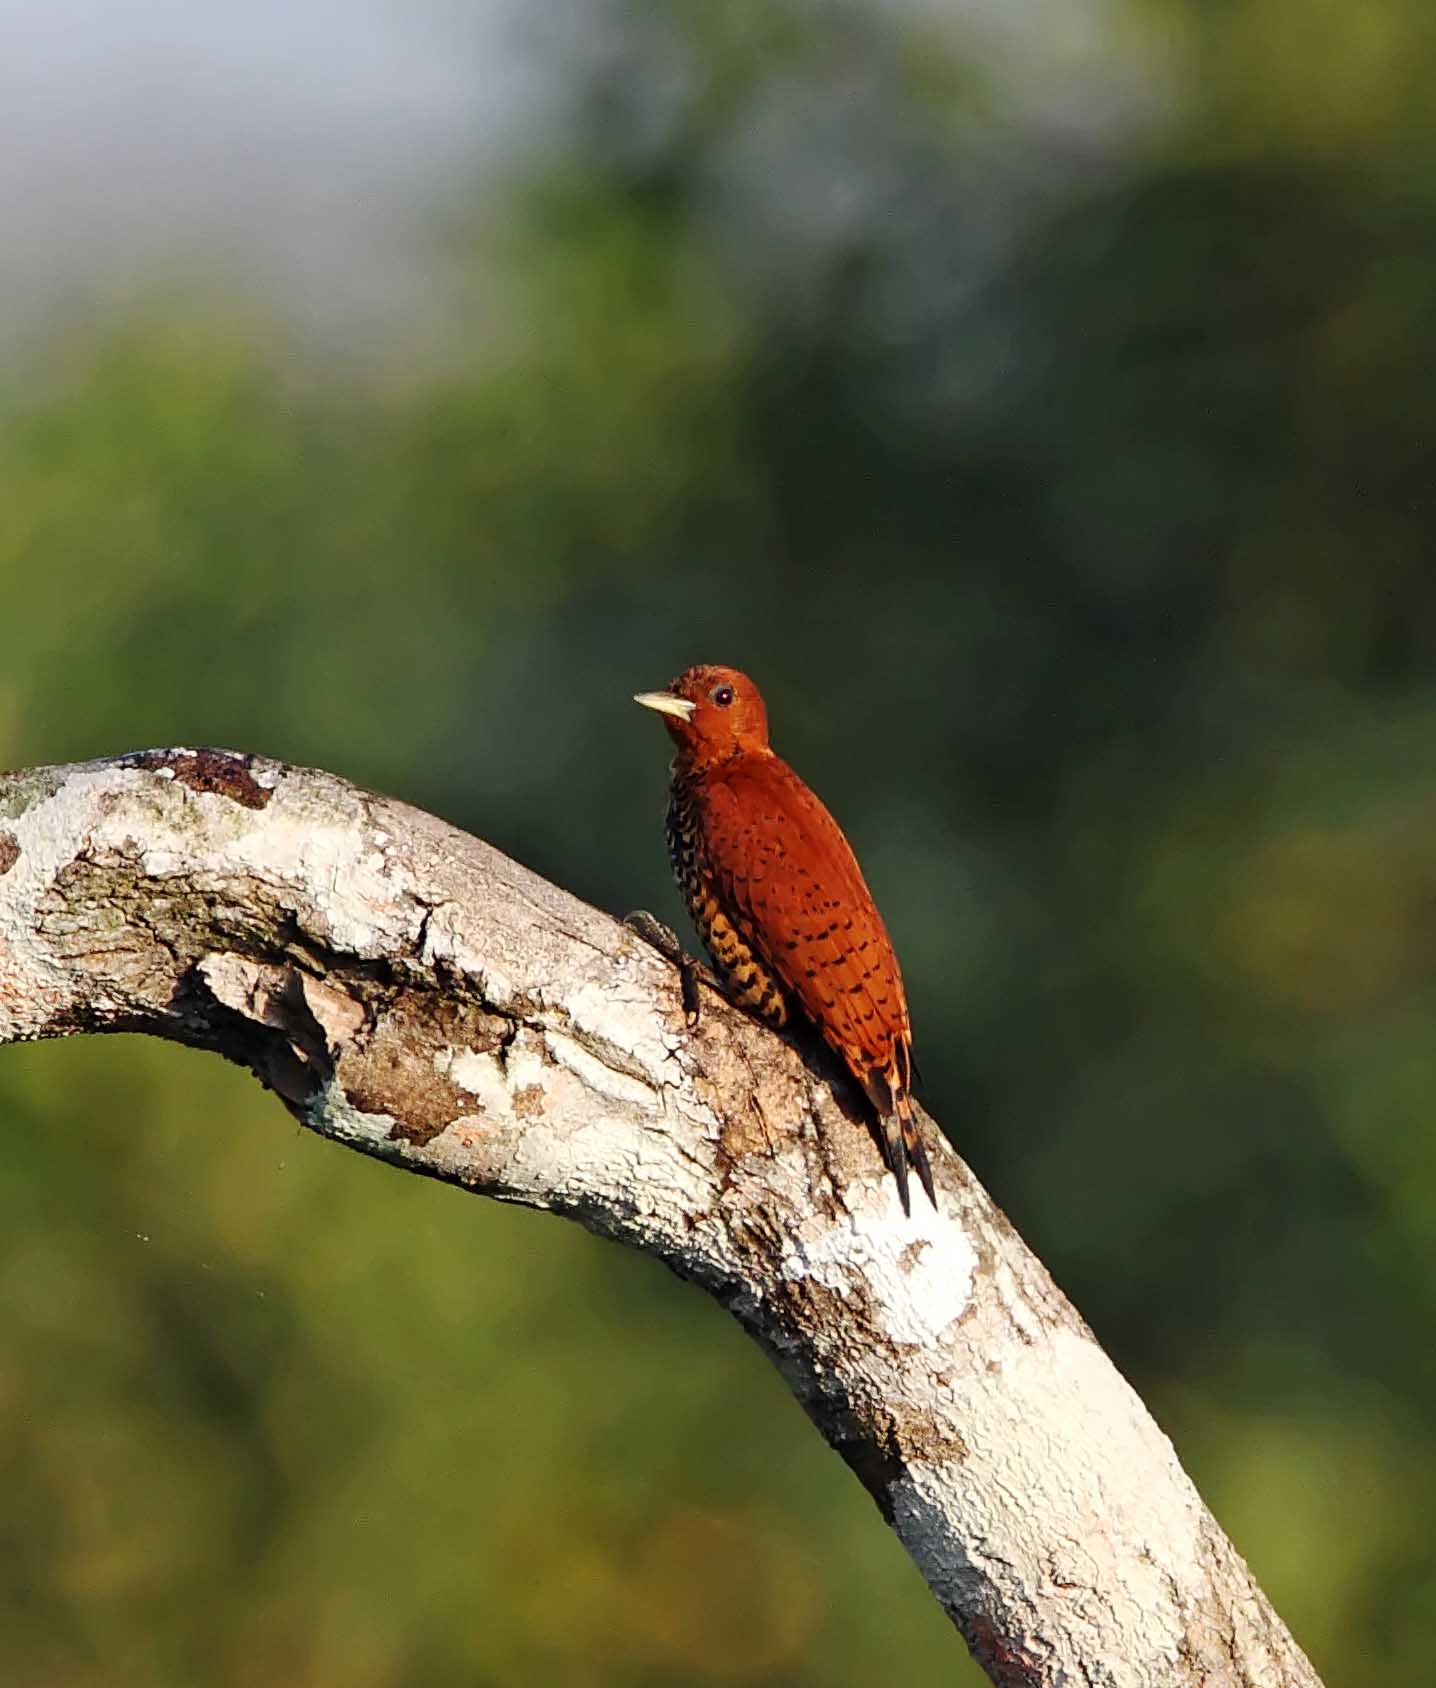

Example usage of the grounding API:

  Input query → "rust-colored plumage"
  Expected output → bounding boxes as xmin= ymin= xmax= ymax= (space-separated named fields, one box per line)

xmin=634 ymin=664 xmax=935 ymax=1215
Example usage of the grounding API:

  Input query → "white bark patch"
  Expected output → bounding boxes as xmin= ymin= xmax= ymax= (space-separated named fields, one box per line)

xmin=542 ymin=1027 xmax=662 ymax=1113
xmin=140 ymin=848 xmax=186 ymax=876
xmin=564 ymin=978 xmax=677 ymax=1088
xmin=420 ymin=1117 xmax=502 ymax=1186
xmin=439 ymin=1040 xmax=546 ymax=1115
xmin=781 ymin=1201 xmax=978 ymax=1348
xmin=222 ymin=785 xmax=398 ymax=955
xmin=440 ymin=1046 xmax=511 ymax=1113
xmin=419 ymin=904 xmax=518 ymax=1009
xmin=898 ymin=1325 xmax=1216 ymax=1687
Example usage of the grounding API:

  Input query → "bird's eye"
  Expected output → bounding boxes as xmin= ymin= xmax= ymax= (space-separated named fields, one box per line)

xmin=711 ymin=684 xmax=735 ymax=708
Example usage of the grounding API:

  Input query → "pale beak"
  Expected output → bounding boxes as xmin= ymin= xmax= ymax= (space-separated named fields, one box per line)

xmin=633 ymin=690 xmax=696 ymax=721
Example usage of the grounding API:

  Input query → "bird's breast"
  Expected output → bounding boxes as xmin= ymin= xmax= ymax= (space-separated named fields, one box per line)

xmin=666 ymin=784 xmax=789 ymax=1028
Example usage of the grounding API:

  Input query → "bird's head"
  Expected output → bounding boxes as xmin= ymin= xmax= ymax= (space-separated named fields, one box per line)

xmin=634 ymin=664 xmax=770 ymax=768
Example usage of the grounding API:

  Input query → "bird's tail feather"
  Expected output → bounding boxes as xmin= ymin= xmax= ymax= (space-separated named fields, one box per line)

xmin=881 ymin=1110 xmax=912 ymax=1217
xmin=861 ymin=1053 xmax=937 ymax=1216
xmin=884 ymin=1094 xmax=936 ymax=1217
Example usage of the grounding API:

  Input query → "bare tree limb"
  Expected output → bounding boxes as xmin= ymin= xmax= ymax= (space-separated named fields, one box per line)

xmin=0 ymin=750 xmax=1322 ymax=1688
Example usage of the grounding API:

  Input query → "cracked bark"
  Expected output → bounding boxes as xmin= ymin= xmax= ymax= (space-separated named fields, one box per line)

xmin=0 ymin=749 xmax=1324 ymax=1688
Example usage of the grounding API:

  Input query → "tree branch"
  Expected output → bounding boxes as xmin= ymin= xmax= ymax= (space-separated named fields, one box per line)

xmin=0 ymin=749 xmax=1322 ymax=1688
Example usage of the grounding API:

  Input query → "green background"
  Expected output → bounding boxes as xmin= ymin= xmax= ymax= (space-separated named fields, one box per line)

xmin=4 ymin=3 xmax=1435 ymax=1682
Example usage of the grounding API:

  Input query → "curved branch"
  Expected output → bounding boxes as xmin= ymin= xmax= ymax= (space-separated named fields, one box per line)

xmin=0 ymin=750 xmax=1322 ymax=1688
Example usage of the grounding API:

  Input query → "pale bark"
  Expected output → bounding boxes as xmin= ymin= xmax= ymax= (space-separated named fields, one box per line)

xmin=0 ymin=750 xmax=1322 ymax=1688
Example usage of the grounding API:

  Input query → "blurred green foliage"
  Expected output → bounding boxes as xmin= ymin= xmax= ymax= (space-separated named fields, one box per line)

xmin=3 ymin=0 xmax=1436 ymax=1681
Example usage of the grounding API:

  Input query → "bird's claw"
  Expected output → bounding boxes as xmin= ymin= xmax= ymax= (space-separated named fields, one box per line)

xmin=623 ymin=910 xmax=703 ymax=1028
xmin=623 ymin=909 xmax=683 ymax=960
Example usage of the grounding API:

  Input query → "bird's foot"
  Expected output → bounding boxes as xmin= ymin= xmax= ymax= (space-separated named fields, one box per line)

xmin=622 ymin=910 xmax=705 ymax=1027
xmin=622 ymin=908 xmax=684 ymax=962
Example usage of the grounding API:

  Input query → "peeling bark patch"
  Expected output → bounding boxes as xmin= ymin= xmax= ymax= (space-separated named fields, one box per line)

xmin=512 ymin=1083 xmax=546 ymax=1119
xmin=341 ymin=991 xmax=511 ymax=1146
xmin=124 ymin=748 xmax=273 ymax=809
xmin=0 ymin=832 xmax=18 ymax=875
xmin=887 ymin=1401 xmax=968 ymax=1466
xmin=188 ymin=956 xmax=333 ymax=1107
xmin=717 ymin=1093 xmax=772 ymax=1163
